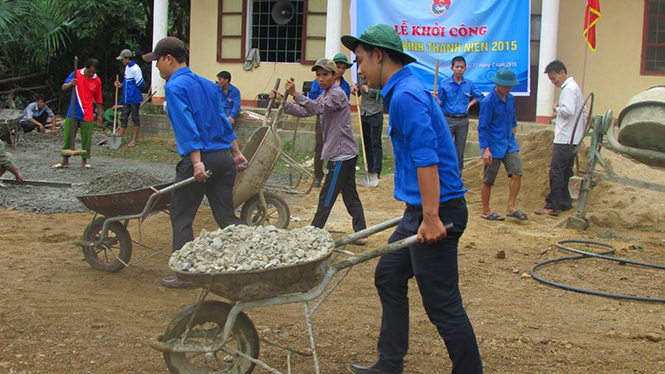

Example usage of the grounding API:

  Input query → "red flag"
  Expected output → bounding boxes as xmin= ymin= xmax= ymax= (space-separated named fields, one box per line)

xmin=584 ymin=0 xmax=601 ymax=51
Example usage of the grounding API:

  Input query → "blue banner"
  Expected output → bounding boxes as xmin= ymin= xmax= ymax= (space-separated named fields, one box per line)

xmin=350 ymin=0 xmax=531 ymax=95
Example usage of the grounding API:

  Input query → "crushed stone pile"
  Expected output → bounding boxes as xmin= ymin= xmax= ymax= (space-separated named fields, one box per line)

xmin=84 ymin=171 xmax=165 ymax=195
xmin=169 ymin=225 xmax=334 ymax=273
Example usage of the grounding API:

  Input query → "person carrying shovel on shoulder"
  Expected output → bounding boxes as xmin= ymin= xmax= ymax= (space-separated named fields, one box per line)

xmin=270 ymin=59 xmax=368 ymax=245
xmin=52 ymin=58 xmax=103 ymax=169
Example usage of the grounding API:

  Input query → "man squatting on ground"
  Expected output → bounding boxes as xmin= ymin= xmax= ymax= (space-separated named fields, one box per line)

xmin=216 ymin=71 xmax=242 ymax=128
xmin=19 ymin=94 xmax=56 ymax=135
xmin=535 ymin=60 xmax=587 ymax=217
xmin=352 ymin=72 xmax=384 ymax=178
xmin=53 ymin=58 xmax=103 ymax=169
xmin=308 ymin=53 xmax=352 ymax=187
xmin=114 ymin=49 xmax=146 ymax=147
xmin=478 ymin=68 xmax=528 ymax=222
xmin=271 ymin=58 xmax=368 ymax=245
xmin=342 ymin=24 xmax=483 ymax=374
xmin=434 ymin=56 xmax=484 ymax=175
xmin=142 ymin=37 xmax=248 ymax=288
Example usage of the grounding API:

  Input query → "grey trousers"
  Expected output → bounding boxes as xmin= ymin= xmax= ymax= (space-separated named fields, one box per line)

xmin=446 ymin=117 xmax=469 ymax=175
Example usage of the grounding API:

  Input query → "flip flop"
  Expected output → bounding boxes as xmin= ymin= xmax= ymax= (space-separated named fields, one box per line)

xmin=83 ymin=164 xmax=94 ymax=169
xmin=507 ymin=210 xmax=529 ymax=220
xmin=51 ymin=163 xmax=68 ymax=169
xmin=127 ymin=142 xmax=136 ymax=147
xmin=481 ymin=212 xmax=505 ymax=221
xmin=534 ymin=209 xmax=559 ymax=217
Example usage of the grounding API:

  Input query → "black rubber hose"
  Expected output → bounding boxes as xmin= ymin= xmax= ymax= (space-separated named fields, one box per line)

xmin=529 ymin=239 xmax=665 ymax=303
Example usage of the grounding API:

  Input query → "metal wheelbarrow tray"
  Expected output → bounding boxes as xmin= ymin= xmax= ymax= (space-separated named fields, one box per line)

xmin=77 ymin=183 xmax=173 ymax=217
xmin=175 ymin=251 xmax=334 ymax=301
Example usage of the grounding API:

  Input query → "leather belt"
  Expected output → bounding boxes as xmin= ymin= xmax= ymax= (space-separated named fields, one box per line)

xmin=406 ymin=197 xmax=465 ymax=210
xmin=444 ymin=114 xmax=468 ymax=119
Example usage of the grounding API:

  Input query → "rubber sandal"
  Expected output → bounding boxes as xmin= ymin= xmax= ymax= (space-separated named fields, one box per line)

xmin=127 ymin=142 xmax=136 ymax=147
xmin=83 ymin=164 xmax=94 ymax=169
xmin=481 ymin=212 xmax=505 ymax=221
xmin=507 ymin=210 xmax=529 ymax=220
xmin=51 ymin=163 xmax=68 ymax=169
xmin=534 ymin=209 xmax=559 ymax=217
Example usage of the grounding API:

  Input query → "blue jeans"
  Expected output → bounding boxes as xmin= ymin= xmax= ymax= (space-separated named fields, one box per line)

xmin=374 ymin=201 xmax=483 ymax=374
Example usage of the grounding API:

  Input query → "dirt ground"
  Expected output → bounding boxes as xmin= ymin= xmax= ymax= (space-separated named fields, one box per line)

xmin=1 ymin=131 xmax=664 ymax=374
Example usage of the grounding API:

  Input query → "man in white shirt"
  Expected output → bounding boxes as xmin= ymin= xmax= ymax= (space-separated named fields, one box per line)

xmin=536 ymin=60 xmax=587 ymax=216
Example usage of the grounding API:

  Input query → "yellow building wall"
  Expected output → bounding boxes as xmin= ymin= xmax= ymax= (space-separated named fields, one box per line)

xmin=190 ymin=0 xmax=353 ymax=102
xmin=557 ymin=0 xmax=662 ymax=114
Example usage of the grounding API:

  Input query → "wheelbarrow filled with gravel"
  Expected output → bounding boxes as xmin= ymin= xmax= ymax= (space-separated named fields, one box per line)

xmin=149 ymin=218 xmax=453 ymax=374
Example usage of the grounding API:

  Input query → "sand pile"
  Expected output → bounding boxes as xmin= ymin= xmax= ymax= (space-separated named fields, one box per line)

xmin=463 ymin=129 xmax=664 ymax=230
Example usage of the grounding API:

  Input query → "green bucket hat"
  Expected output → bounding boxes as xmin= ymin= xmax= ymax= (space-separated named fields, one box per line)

xmin=341 ymin=24 xmax=416 ymax=65
xmin=332 ymin=53 xmax=353 ymax=68
xmin=311 ymin=58 xmax=337 ymax=73
xmin=492 ymin=68 xmax=519 ymax=87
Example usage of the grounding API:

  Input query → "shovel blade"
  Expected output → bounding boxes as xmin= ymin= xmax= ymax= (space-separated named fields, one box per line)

xmin=108 ymin=135 xmax=122 ymax=150
xmin=360 ymin=172 xmax=379 ymax=187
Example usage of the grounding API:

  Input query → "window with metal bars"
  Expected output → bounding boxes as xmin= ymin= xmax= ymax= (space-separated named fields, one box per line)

xmin=250 ymin=0 xmax=304 ymax=63
xmin=642 ymin=0 xmax=665 ymax=75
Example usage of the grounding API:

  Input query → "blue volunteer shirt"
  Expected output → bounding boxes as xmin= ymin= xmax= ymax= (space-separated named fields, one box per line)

xmin=381 ymin=67 xmax=466 ymax=206
xmin=119 ymin=61 xmax=145 ymax=105
xmin=437 ymin=76 xmax=484 ymax=115
xmin=215 ymin=82 xmax=241 ymax=120
xmin=308 ymin=76 xmax=351 ymax=99
xmin=477 ymin=90 xmax=519 ymax=159
xmin=164 ymin=67 xmax=237 ymax=157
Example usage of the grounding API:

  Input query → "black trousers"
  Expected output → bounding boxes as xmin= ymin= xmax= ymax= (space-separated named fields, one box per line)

xmin=19 ymin=111 xmax=48 ymax=133
xmin=120 ymin=103 xmax=141 ymax=127
xmin=311 ymin=156 xmax=367 ymax=232
xmin=170 ymin=150 xmax=242 ymax=252
xmin=361 ymin=111 xmax=384 ymax=175
xmin=545 ymin=143 xmax=575 ymax=211
xmin=374 ymin=201 xmax=483 ymax=374
xmin=314 ymin=116 xmax=324 ymax=181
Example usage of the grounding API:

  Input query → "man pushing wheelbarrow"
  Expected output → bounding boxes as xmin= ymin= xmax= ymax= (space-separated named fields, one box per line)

xmin=342 ymin=24 xmax=483 ymax=374
xmin=142 ymin=37 xmax=248 ymax=288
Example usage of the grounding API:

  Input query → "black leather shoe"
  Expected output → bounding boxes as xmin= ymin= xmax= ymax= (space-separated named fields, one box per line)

xmin=313 ymin=179 xmax=322 ymax=188
xmin=347 ymin=361 xmax=403 ymax=374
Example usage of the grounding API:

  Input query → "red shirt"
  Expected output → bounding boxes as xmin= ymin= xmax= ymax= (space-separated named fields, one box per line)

xmin=64 ymin=68 xmax=102 ymax=121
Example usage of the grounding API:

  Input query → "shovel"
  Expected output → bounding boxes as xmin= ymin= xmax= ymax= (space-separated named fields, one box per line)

xmin=354 ymin=91 xmax=379 ymax=187
xmin=105 ymin=75 xmax=122 ymax=149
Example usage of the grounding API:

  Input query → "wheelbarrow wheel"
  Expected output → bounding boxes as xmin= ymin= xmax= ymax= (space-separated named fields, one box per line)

xmin=82 ymin=217 xmax=132 ymax=272
xmin=163 ymin=300 xmax=259 ymax=374
xmin=240 ymin=192 xmax=290 ymax=229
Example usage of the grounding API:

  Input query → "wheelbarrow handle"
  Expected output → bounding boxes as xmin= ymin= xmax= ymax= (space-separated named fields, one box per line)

xmin=332 ymin=223 xmax=454 ymax=271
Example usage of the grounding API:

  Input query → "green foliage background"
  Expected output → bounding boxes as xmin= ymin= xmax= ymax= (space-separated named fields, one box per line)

xmin=0 ymin=0 xmax=191 ymax=114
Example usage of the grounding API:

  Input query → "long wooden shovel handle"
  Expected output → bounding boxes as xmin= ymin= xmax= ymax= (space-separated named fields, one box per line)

xmin=113 ymin=74 xmax=119 ymax=133
xmin=262 ymin=78 xmax=282 ymax=127
xmin=68 ymin=57 xmax=78 ymax=151
xmin=354 ymin=91 xmax=371 ymax=174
